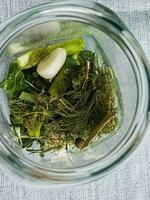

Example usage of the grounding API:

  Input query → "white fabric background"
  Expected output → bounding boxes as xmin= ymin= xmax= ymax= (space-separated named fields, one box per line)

xmin=0 ymin=0 xmax=150 ymax=199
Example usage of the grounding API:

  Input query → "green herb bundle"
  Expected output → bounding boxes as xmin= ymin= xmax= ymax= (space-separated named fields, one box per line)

xmin=0 ymin=37 xmax=119 ymax=155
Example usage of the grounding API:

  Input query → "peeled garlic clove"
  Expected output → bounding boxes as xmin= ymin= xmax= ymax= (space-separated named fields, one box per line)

xmin=37 ymin=48 xmax=67 ymax=80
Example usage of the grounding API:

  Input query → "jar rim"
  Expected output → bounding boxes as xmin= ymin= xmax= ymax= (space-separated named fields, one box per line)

xmin=0 ymin=1 xmax=149 ymax=186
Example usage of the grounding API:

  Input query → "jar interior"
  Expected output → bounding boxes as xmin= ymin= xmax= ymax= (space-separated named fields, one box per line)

xmin=0 ymin=20 xmax=138 ymax=169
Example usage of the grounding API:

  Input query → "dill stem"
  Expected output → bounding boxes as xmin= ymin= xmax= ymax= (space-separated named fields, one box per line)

xmin=81 ymin=111 xmax=116 ymax=149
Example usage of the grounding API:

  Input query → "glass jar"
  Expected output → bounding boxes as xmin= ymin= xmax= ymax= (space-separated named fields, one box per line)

xmin=0 ymin=0 xmax=149 ymax=187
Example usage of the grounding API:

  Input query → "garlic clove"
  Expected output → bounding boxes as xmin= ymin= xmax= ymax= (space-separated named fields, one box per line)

xmin=37 ymin=48 xmax=67 ymax=80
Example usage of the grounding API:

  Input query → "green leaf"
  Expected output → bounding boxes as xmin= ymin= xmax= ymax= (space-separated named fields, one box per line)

xmin=19 ymin=91 xmax=35 ymax=103
xmin=2 ymin=62 xmax=29 ymax=98
xmin=28 ymin=122 xmax=43 ymax=138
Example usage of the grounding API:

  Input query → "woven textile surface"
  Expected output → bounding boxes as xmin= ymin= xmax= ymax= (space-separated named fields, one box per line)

xmin=0 ymin=0 xmax=150 ymax=199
